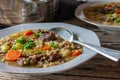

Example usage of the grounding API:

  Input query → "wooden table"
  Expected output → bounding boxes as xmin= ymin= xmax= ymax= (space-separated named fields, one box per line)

xmin=0 ymin=18 xmax=120 ymax=80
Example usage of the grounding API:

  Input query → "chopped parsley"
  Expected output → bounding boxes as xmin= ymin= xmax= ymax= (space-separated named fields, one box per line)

xmin=50 ymin=41 xmax=58 ymax=49
xmin=33 ymin=32 xmax=42 ymax=37
xmin=115 ymin=18 xmax=120 ymax=23
xmin=16 ymin=37 xmax=26 ymax=44
xmin=37 ymin=50 xmax=42 ymax=54
xmin=23 ymin=40 xmax=35 ymax=49
xmin=108 ymin=10 xmax=115 ymax=14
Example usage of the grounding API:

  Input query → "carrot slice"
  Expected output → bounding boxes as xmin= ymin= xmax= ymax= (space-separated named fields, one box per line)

xmin=71 ymin=50 xmax=82 ymax=57
xmin=24 ymin=30 xmax=34 ymax=36
xmin=6 ymin=50 xmax=21 ymax=61
xmin=39 ymin=45 xmax=51 ymax=50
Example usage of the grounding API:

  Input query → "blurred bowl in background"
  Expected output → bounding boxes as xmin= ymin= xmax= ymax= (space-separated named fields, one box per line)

xmin=75 ymin=1 xmax=120 ymax=33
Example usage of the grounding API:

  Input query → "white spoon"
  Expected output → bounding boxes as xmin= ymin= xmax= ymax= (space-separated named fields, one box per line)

xmin=49 ymin=27 xmax=120 ymax=62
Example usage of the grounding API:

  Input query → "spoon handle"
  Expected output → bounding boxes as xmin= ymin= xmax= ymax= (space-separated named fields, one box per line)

xmin=73 ymin=40 xmax=120 ymax=61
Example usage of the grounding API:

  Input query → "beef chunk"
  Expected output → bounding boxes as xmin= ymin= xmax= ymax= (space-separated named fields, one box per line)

xmin=38 ymin=32 xmax=57 ymax=41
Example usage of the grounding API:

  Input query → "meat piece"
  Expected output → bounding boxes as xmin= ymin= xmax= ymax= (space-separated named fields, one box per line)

xmin=39 ymin=56 xmax=49 ymax=62
xmin=48 ymin=53 xmax=62 ymax=62
xmin=38 ymin=32 xmax=57 ymax=41
xmin=34 ymin=54 xmax=49 ymax=62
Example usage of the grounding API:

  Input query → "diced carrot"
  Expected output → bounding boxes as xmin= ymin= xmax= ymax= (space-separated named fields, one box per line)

xmin=34 ymin=45 xmax=51 ymax=50
xmin=24 ymin=30 xmax=34 ymax=36
xmin=116 ymin=10 xmax=120 ymax=14
xmin=39 ymin=45 xmax=51 ymax=50
xmin=71 ymin=50 xmax=82 ymax=57
xmin=6 ymin=50 xmax=21 ymax=61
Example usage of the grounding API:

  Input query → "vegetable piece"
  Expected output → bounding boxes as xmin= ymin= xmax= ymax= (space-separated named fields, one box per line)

xmin=60 ymin=49 xmax=71 ymax=57
xmin=71 ymin=50 xmax=82 ymax=57
xmin=50 ymin=41 xmax=58 ymax=49
xmin=115 ymin=18 xmax=120 ymax=23
xmin=37 ymin=50 xmax=42 ymax=54
xmin=23 ymin=40 xmax=35 ymax=49
xmin=115 ymin=10 xmax=120 ymax=14
xmin=106 ymin=16 xmax=114 ymax=22
xmin=16 ymin=37 xmax=26 ymax=44
xmin=6 ymin=50 xmax=21 ymax=61
xmin=112 ymin=13 xmax=118 ymax=18
xmin=24 ymin=30 xmax=34 ymax=36
xmin=34 ymin=32 xmax=42 ymax=37
xmin=1 ymin=44 xmax=10 ymax=52
xmin=109 ymin=10 xmax=115 ymax=14
xmin=34 ymin=33 xmax=39 ymax=37
xmin=39 ymin=45 xmax=51 ymax=50
xmin=13 ymin=43 xmax=23 ymax=49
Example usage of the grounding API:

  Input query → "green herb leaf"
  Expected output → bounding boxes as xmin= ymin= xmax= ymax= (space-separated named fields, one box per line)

xmin=109 ymin=10 xmax=115 ymax=14
xmin=16 ymin=37 xmax=26 ymax=44
xmin=23 ymin=40 xmax=35 ymax=49
xmin=115 ymin=18 xmax=120 ymax=23
xmin=50 ymin=41 xmax=58 ymax=49
xmin=37 ymin=50 xmax=42 ymax=54
xmin=33 ymin=32 xmax=42 ymax=37
xmin=34 ymin=33 xmax=40 ymax=37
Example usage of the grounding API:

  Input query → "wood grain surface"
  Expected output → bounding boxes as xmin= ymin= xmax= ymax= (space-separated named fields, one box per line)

xmin=0 ymin=18 xmax=120 ymax=80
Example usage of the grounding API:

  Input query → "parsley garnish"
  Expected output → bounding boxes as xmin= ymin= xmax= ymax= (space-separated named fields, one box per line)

xmin=50 ymin=41 xmax=58 ymax=49
xmin=115 ymin=18 xmax=120 ymax=23
xmin=37 ymin=50 xmax=42 ymax=54
xmin=33 ymin=32 xmax=42 ymax=37
xmin=23 ymin=40 xmax=35 ymax=49
xmin=16 ymin=37 xmax=26 ymax=44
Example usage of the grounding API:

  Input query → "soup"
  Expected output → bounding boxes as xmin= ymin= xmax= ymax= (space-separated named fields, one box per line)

xmin=83 ymin=2 xmax=120 ymax=26
xmin=0 ymin=29 xmax=83 ymax=68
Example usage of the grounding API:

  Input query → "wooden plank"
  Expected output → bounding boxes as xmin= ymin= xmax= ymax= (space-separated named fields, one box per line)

xmin=0 ymin=72 xmax=119 ymax=80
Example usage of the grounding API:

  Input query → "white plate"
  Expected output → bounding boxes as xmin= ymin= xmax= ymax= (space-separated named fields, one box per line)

xmin=0 ymin=23 xmax=100 ymax=75
xmin=75 ymin=1 xmax=120 ymax=33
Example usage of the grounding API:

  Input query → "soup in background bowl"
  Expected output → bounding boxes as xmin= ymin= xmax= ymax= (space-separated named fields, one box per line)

xmin=83 ymin=2 xmax=120 ymax=26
